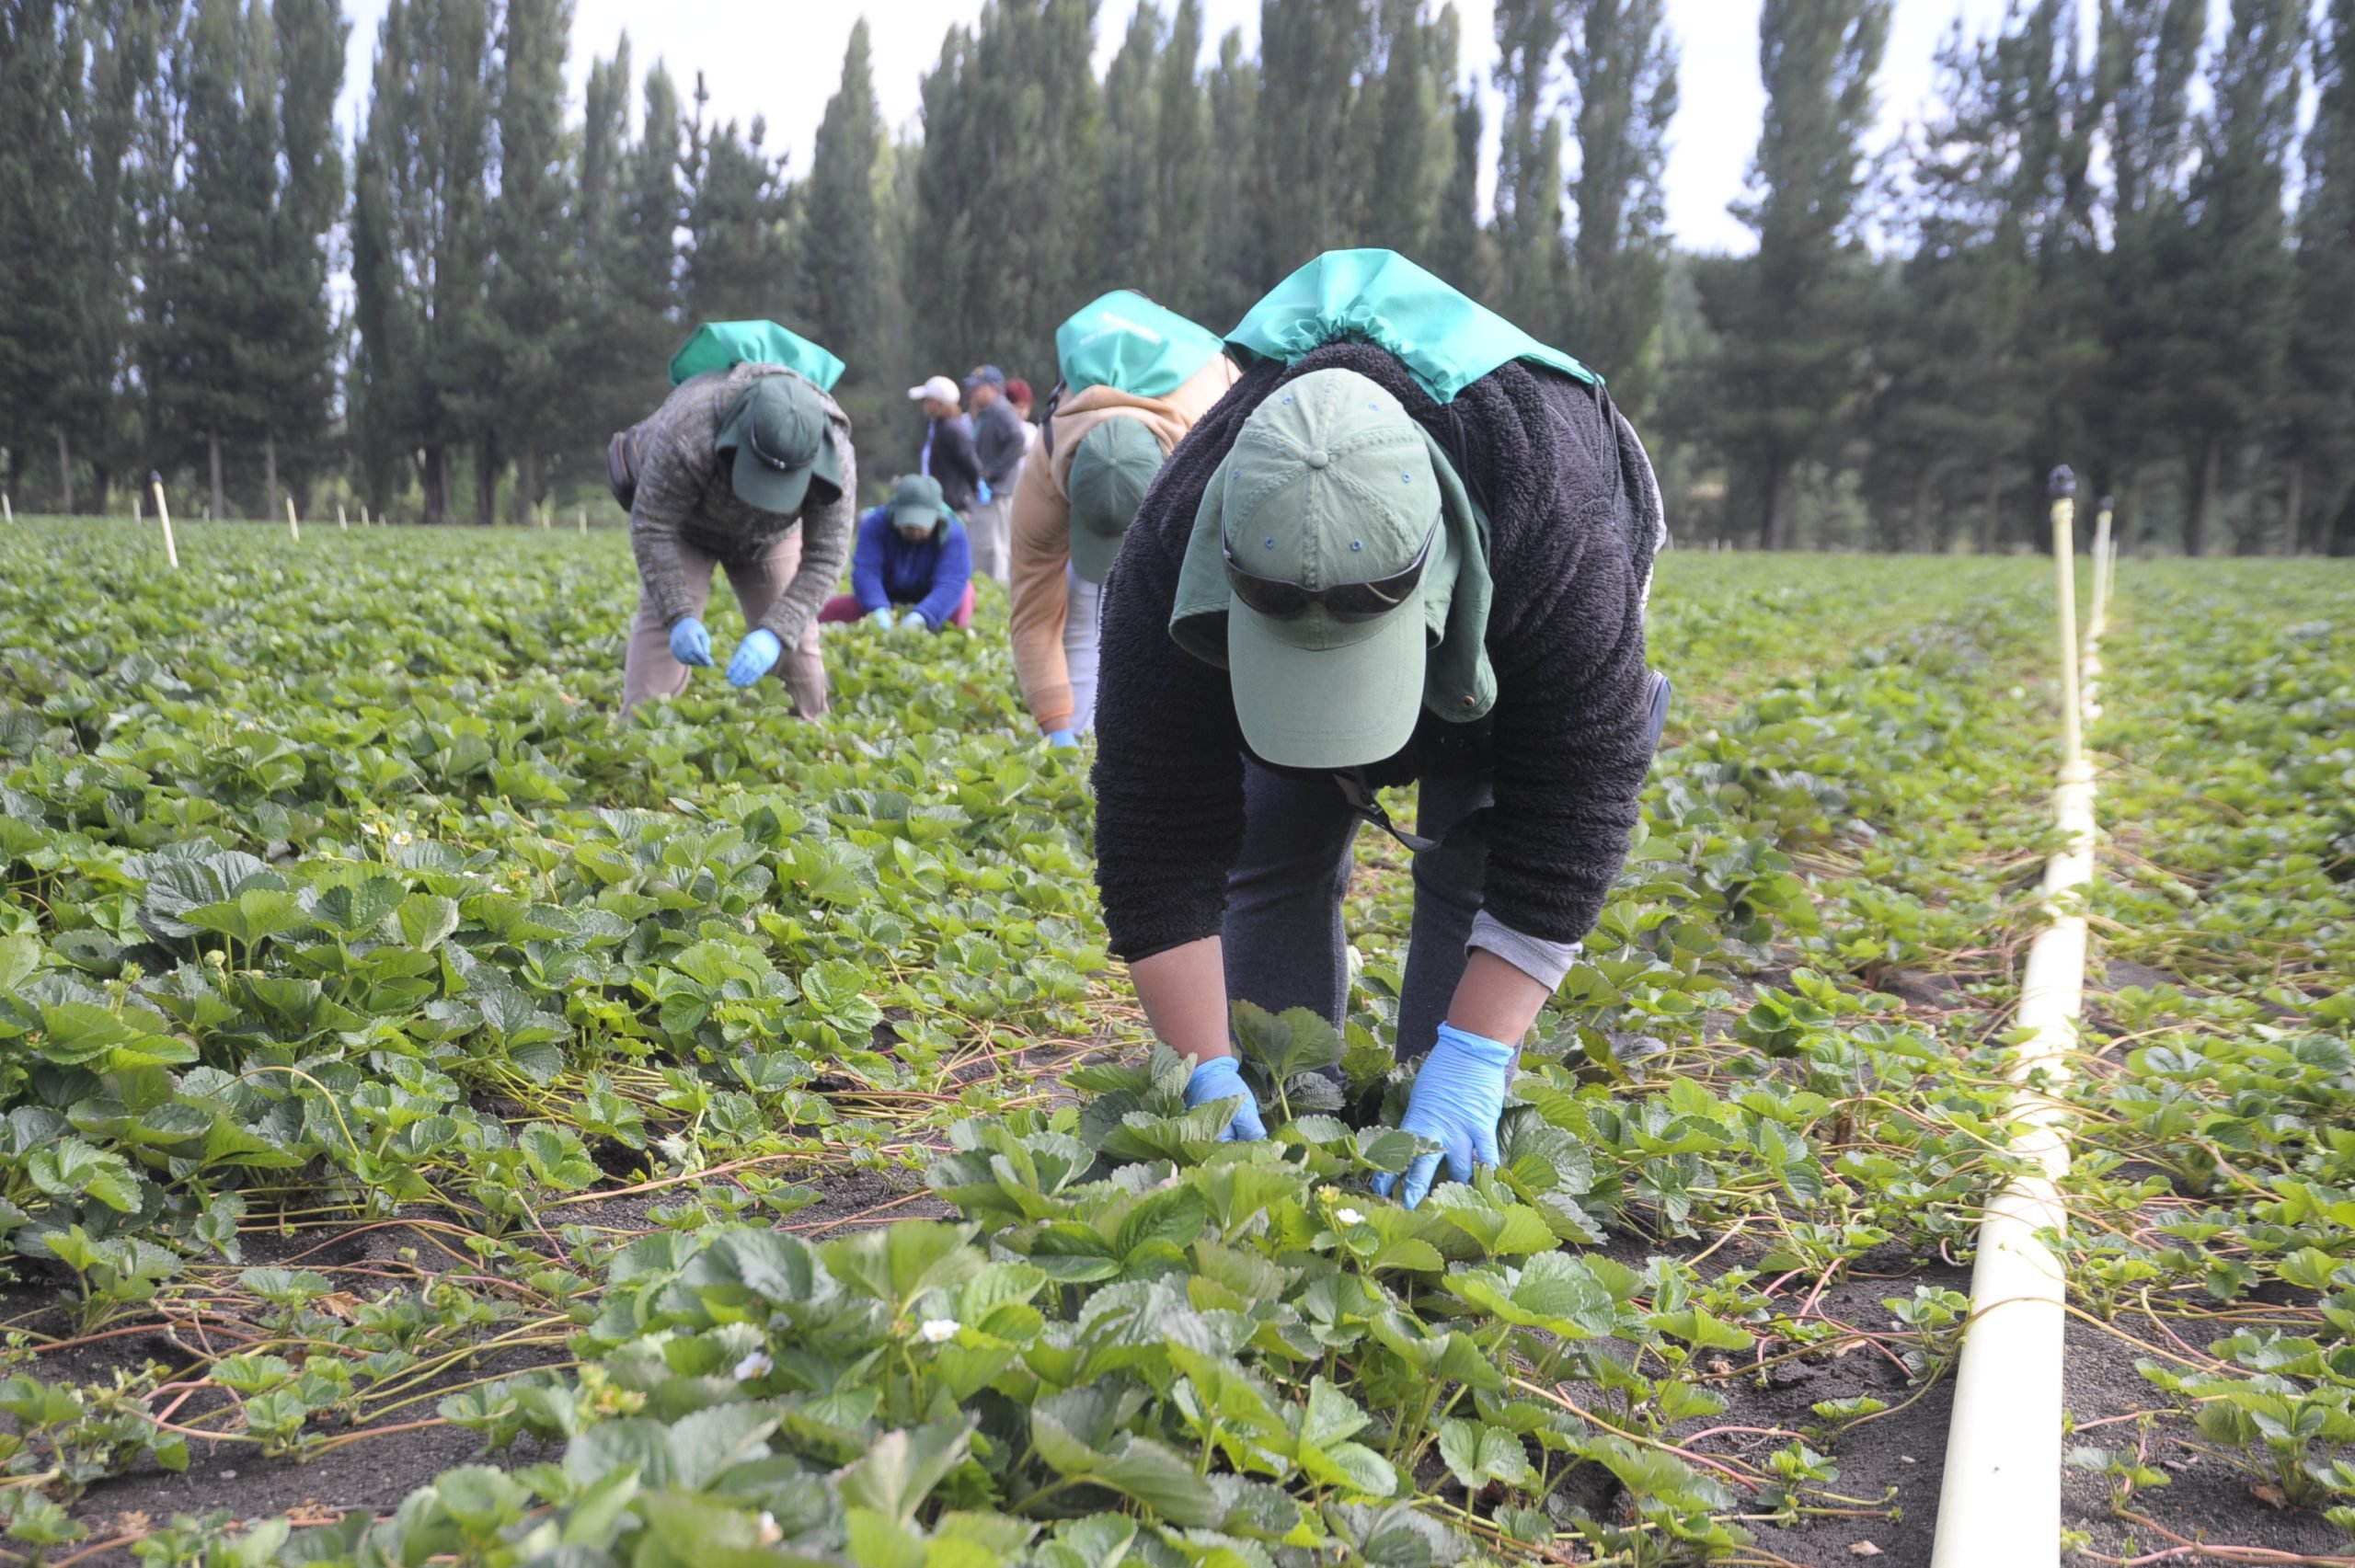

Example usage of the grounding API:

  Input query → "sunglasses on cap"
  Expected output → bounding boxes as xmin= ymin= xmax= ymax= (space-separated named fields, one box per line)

xmin=1222 ymin=514 xmax=1439 ymax=623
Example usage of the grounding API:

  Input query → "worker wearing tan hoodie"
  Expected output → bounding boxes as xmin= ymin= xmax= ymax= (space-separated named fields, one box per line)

xmin=1007 ymin=292 xmax=1239 ymax=744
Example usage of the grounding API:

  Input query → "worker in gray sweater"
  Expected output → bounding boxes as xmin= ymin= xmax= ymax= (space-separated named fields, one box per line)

xmin=611 ymin=362 xmax=856 ymax=718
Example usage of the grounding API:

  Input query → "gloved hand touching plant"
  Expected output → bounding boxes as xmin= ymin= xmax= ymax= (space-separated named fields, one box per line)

xmin=669 ymin=616 xmax=713 ymax=668
xmin=1184 ymin=1055 xmax=1265 ymax=1141
xmin=896 ymin=612 xmax=931 ymax=634
xmin=1045 ymin=729 xmax=1080 ymax=750
xmin=867 ymin=608 xmax=897 ymax=630
xmin=726 ymin=629 xmax=782 ymax=687
xmin=1373 ymin=1023 xmax=1515 ymax=1208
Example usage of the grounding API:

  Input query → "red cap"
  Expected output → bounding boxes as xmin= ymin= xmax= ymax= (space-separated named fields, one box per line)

xmin=1005 ymin=378 xmax=1034 ymax=406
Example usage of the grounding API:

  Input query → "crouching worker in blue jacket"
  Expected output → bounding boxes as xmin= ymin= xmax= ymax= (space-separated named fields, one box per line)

xmin=820 ymin=475 xmax=976 ymax=632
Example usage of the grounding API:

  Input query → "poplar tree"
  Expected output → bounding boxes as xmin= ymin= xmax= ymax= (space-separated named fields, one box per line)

xmin=350 ymin=0 xmax=495 ymax=523
xmin=682 ymin=72 xmax=794 ymax=327
xmin=1098 ymin=4 xmax=1164 ymax=292
xmin=2093 ymin=0 xmax=2204 ymax=544
xmin=1490 ymin=0 xmax=1568 ymax=338
xmin=803 ymin=19 xmax=886 ymax=438
xmin=1361 ymin=0 xmax=1452 ymax=265
xmin=1693 ymin=0 xmax=1890 ymax=549
xmin=0 ymin=0 xmax=93 ymax=509
xmin=1200 ymin=28 xmax=1265 ymax=326
xmin=2290 ymin=0 xmax=2355 ymax=554
xmin=488 ymin=0 xmax=576 ymax=521
xmin=1563 ymin=0 xmax=1676 ymax=411
xmin=2178 ymin=0 xmax=2303 ymax=554
xmin=1146 ymin=0 xmax=1211 ymax=318
xmin=1253 ymin=0 xmax=1372 ymax=276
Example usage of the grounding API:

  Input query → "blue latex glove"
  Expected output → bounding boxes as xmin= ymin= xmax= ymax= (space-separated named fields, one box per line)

xmin=1044 ymin=728 xmax=1080 ymax=750
xmin=1184 ymin=1056 xmax=1265 ymax=1142
xmin=727 ymin=629 xmax=783 ymax=687
xmin=977 ymin=478 xmax=994 ymax=505
xmin=669 ymin=617 xmax=713 ymax=668
xmin=1373 ymin=1024 xmax=1516 ymax=1208
xmin=896 ymin=611 xmax=930 ymax=634
xmin=867 ymin=608 xmax=897 ymax=630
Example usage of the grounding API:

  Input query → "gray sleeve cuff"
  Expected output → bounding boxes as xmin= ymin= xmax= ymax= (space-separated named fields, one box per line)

xmin=1468 ymin=910 xmax=1582 ymax=991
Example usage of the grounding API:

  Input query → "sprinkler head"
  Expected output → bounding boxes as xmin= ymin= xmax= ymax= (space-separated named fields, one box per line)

xmin=2048 ymin=466 xmax=2076 ymax=499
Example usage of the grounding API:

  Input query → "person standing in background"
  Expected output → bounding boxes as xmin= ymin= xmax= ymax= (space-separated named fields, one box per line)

xmin=964 ymin=365 xmax=1027 ymax=586
xmin=910 ymin=374 xmax=982 ymax=517
xmin=1006 ymin=292 xmax=1237 ymax=747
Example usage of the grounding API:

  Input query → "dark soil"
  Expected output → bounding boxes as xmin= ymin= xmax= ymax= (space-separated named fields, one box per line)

xmin=43 ymin=1159 xmax=959 ymax=1562
xmin=2057 ymin=1306 xmax=2351 ymax=1565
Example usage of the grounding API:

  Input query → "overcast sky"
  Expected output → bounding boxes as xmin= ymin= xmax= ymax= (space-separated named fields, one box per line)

xmin=336 ymin=0 xmax=2227 ymax=258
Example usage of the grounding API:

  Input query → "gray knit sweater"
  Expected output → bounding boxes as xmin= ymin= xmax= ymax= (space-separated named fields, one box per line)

xmin=626 ymin=363 xmax=857 ymax=643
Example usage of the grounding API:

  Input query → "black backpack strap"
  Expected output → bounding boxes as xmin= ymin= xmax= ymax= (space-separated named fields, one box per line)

xmin=1037 ymin=381 xmax=1068 ymax=461
xmin=1332 ymin=770 xmax=1443 ymax=854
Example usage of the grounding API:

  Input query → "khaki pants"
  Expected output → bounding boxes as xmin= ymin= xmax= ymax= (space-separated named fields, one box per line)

xmin=965 ymin=492 xmax=1012 ymax=586
xmin=622 ymin=531 xmax=828 ymax=719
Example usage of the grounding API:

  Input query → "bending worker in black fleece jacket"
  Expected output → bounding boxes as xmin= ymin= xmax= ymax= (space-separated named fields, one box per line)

xmin=1091 ymin=249 xmax=1670 ymax=1208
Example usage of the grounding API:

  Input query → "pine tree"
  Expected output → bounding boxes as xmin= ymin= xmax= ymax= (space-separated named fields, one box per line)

xmin=802 ymin=20 xmax=887 ymax=445
xmin=1492 ymin=0 xmax=1568 ymax=339
xmin=1098 ymin=4 xmax=1163 ymax=292
xmin=488 ymin=0 xmax=577 ymax=521
xmin=1693 ymin=0 xmax=1890 ymax=548
xmin=1562 ymin=0 xmax=1676 ymax=412
xmin=2290 ymin=0 xmax=2355 ymax=555
xmin=2177 ymin=0 xmax=2303 ymax=554
xmin=613 ymin=60 xmax=684 ymax=382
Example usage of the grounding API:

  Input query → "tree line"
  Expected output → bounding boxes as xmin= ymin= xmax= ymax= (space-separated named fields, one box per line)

xmin=1 ymin=0 xmax=2350 ymax=552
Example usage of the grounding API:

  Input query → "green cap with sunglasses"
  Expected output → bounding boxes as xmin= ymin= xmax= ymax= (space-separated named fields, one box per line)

xmin=1167 ymin=368 xmax=1496 ymax=768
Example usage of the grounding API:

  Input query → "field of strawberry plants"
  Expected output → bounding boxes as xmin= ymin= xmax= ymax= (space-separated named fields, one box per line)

xmin=0 ymin=519 xmax=2345 ymax=1568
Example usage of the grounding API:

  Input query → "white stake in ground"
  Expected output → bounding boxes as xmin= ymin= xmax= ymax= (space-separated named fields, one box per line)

xmin=149 ymin=473 xmax=178 ymax=570
xmin=1930 ymin=465 xmax=2098 ymax=1568
xmin=285 ymin=496 xmax=301 ymax=541
xmin=2 ymin=494 xmax=11 ymax=524
xmin=339 ymin=504 xmax=348 ymax=530
xmin=577 ymin=507 xmax=586 ymax=533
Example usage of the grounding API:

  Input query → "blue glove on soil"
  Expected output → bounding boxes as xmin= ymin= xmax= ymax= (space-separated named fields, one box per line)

xmin=1184 ymin=1056 xmax=1266 ymax=1142
xmin=867 ymin=608 xmax=897 ymax=630
xmin=669 ymin=617 xmax=713 ymax=668
xmin=727 ymin=629 xmax=783 ymax=687
xmin=1373 ymin=1023 xmax=1516 ymax=1208
xmin=1045 ymin=728 xmax=1080 ymax=750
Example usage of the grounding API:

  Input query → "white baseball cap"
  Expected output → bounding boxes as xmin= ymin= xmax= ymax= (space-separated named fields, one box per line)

xmin=907 ymin=374 xmax=960 ymax=404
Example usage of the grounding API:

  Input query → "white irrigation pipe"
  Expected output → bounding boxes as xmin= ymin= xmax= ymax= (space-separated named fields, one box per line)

xmin=149 ymin=474 xmax=178 ymax=571
xmin=1929 ymin=468 xmax=2099 ymax=1568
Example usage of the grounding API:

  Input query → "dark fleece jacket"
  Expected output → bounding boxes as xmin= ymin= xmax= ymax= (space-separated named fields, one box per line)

xmin=1090 ymin=340 xmax=1660 ymax=963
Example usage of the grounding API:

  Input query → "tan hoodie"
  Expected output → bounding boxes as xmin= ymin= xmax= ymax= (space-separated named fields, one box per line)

xmin=1006 ymin=354 xmax=1241 ymax=730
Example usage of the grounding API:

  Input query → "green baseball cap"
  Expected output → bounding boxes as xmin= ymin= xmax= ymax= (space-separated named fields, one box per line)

xmin=1218 ymin=368 xmax=1441 ymax=768
xmin=1067 ymin=418 xmax=1166 ymax=584
xmin=890 ymin=474 xmax=945 ymax=531
xmin=716 ymin=374 xmax=841 ymax=514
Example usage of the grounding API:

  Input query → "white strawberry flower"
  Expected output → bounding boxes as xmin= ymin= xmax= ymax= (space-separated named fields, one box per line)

xmin=390 ymin=830 xmax=413 ymax=847
xmin=918 ymin=1318 xmax=959 ymax=1344
xmin=732 ymin=1350 xmax=773 ymax=1381
xmin=1336 ymin=1207 xmax=1366 ymax=1227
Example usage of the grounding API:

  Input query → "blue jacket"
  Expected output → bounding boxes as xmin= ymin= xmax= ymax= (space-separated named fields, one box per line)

xmin=851 ymin=505 xmax=972 ymax=627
